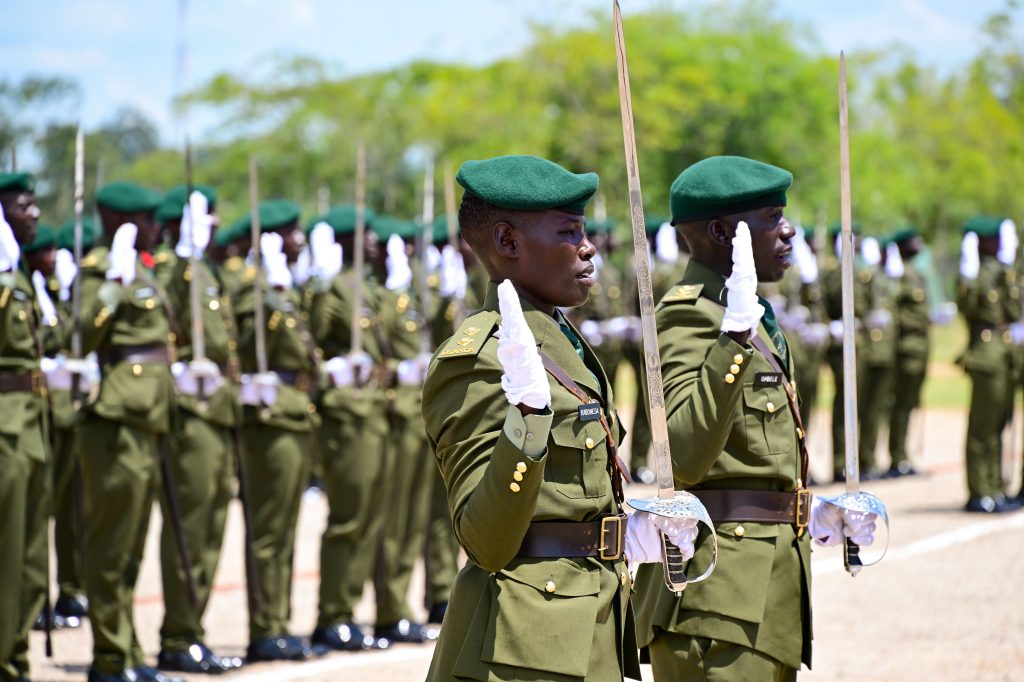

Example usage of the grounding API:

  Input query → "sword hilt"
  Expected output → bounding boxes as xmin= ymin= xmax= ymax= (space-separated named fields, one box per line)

xmin=196 ymin=375 xmax=207 ymax=412
xmin=844 ymin=537 xmax=863 ymax=576
xmin=661 ymin=531 xmax=688 ymax=594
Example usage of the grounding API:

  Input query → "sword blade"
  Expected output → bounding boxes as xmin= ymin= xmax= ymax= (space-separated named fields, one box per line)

xmin=248 ymin=156 xmax=268 ymax=375
xmin=418 ymin=154 xmax=435 ymax=355
xmin=350 ymin=143 xmax=367 ymax=357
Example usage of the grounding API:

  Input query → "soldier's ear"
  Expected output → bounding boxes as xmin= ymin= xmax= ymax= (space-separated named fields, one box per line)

xmin=493 ymin=221 xmax=519 ymax=260
xmin=707 ymin=218 xmax=733 ymax=248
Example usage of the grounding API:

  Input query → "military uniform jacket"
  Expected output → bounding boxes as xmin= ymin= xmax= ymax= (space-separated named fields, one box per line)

xmin=957 ymin=257 xmax=1020 ymax=375
xmin=422 ymin=281 xmax=639 ymax=682
xmin=0 ymin=268 xmax=47 ymax=462
xmin=631 ymin=259 xmax=812 ymax=670
xmin=895 ymin=261 xmax=931 ymax=374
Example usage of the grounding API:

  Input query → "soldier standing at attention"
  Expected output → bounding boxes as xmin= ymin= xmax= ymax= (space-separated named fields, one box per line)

xmin=630 ymin=156 xmax=876 ymax=680
xmin=423 ymin=155 xmax=696 ymax=682
xmin=234 ymin=200 xmax=320 ymax=660
xmin=152 ymin=185 xmax=243 ymax=674
xmin=0 ymin=172 xmax=49 ymax=682
xmin=957 ymin=216 xmax=1020 ymax=513
xmin=77 ymin=182 xmax=183 ymax=682
xmin=886 ymin=227 xmax=928 ymax=477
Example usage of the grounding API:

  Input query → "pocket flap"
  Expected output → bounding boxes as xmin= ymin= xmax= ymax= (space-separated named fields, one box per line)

xmin=499 ymin=558 xmax=601 ymax=597
xmin=549 ymin=412 xmax=606 ymax=450
xmin=742 ymin=384 xmax=787 ymax=414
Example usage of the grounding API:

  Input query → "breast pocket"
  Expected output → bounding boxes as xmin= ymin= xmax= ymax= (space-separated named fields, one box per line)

xmin=548 ymin=412 xmax=608 ymax=499
xmin=741 ymin=384 xmax=793 ymax=457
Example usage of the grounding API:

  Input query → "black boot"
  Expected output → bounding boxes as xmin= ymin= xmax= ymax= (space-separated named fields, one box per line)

xmin=158 ymin=643 xmax=242 ymax=675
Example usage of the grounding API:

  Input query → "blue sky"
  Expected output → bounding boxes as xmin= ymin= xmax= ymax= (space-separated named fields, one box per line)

xmin=0 ymin=0 xmax=1008 ymax=143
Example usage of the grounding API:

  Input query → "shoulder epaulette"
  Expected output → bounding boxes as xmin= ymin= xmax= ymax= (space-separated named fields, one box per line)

xmin=660 ymin=283 xmax=704 ymax=305
xmin=437 ymin=310 xmax=498 ymax=360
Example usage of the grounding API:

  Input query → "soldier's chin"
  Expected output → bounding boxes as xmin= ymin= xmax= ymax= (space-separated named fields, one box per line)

xmin=560 ymin=282 xmax=591 ymax=309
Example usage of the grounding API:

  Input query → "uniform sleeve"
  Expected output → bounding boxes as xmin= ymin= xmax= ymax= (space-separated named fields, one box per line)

xmin=658 ymin=302 xmax=755 ymax=486
xmin=422 ymin=347 xmax=552 ymax=573
xmin=79 ymin=271 xmax=123 ymax=354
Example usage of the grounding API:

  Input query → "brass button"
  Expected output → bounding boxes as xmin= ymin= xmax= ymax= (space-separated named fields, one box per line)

xmin=385 ymin=388 xmax=396 ymax=400
xmin=733 ymin=354 xmax=744 ymax=365
xmin=359 ymin=317 xmax=370 ymax=329
xmin=516 ymin=461 xmax=528 ymax=473
xmin=131 ymin=364 xmax=143 ymax=376
xmin=145 ymin=298 xmax=156 ymax=309
xmin=209 ymin=299 xmax=220 ymax=310
xmin=405 ymin=320 xmax=417 ymax=332
xmin=981 ymin=329 xmax=993 ymax=342
xmin=228 ymin=339 xmax=238 ymax=350
xmin=725 ymin=374 xmax=735 ymax=384
xmin=306 ymin=403 xmax=316 ymax=414
xmin=729 ymin=364 xmax=740 ymax=375
xmin=509 ymin=482 xmax=521 ymax=493
xmin=620 ymin=572 xmax=629 ymax=586
xmin=1005 ymin=331 xmax=1014 ymax=344
xmin=526 ymin=432 xmax=535 ymax=440
xmin=514 ymin=428 xmax=523 ymax=438
xmin=766 ymin=401 xmax=775 ymax=413
xmin=735 ymin=525 xmax=746 ymax=537
xmin=912 ymin=289 xmax=925 ymax=302
xmin=545 ymin=580 xmax=556 ymax=593
xmin=584 ymin=437 xmax=596 ymax=449
xmin=17 ymin=310 xmax=26 ymax=321
xmin=285 ymin=317 xmax=296 ymax=329
xmin=988 ymin=290 xmax=999 ymax=303
xmin=513 ymin=471 xmax=524 ymax=482
xmin=870 ymin=328 xmax=883 ymax=341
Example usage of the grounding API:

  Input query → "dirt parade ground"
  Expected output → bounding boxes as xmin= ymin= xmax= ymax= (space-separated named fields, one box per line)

xmin=26 ymin=406 xmax=1024 ymax=682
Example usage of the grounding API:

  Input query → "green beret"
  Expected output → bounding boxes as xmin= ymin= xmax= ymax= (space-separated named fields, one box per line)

xmin=23 ymin=225 xmax=57 ymax=254
xmin=432 ymin=216 xmax=458 ymax=244
xmin=586 ymin=218 xmax=615 ymax=235
xmin=96 ymin=181 xmax=162 ymax=213
xmin=307 ymin=205 xmax=377 ymax=236
xmin=963 ymin=215 xmax=1002 ymax=237
xmin=156 ymin=183 xmax=219 ymax=223
xmin=373 ymin=216 xmax=419 ymax=240
xmin=57 ymin=218 xmax=100 ymax=251
xmin=214 ymin=217 xmax=248 ymax=247
xmin=670 ymin=156 xmax=792 ymax=224
xmin=0 ymin=172 xmax=34 ymax=194
xmin=801 ymin=225 xmax=817 ymax=240
xmin=644 ymin=214 xmax=670 ymax=234
xmin=249 ymin=199 xmax=300 ymax=232
xmin=456 ymin=155 xmax=599 ymax=215
xmin=889 ymin=225 xmax=919 ymax=244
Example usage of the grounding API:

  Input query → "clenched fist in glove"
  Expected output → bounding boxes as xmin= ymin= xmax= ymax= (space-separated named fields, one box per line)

xmin=106 ymin=223 xmax=138 ymax=285
xmin=260 ymin=232 xmax=293 ymax=289
xmin=171 ymin=359 xmax=225 ymax=397
xmin=496 ymin=279 xmax=550 ymax=411
xmin=624 ymin=512 xmax=699 ymax=572
xmin=808 ymin=496 xmax=877 ymax=547
xmin=721 ymin=221 xmax=765 ymax=335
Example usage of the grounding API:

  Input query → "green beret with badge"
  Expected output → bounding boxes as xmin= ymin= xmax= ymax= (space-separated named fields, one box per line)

xmin=155 ymin=183 xmax=218 ymax=223
xmin=669 ymin=155 xmax=792 ymax=224
xmin=23 ymin=224 xmax=57 ymax=254
xmin=962 ymin=215 xmax=1002 ymax=237
xmin=306 ymin=204 xmax=376 ymax=236
xmin=0 ymin=172 xmax=35 ymax=194
xmin=57 ymin=217 xmax=101 ymax=251
xmin=96 ymin=181 xmax=163 ymax=213
xmin=456 ymin=154 xmax=599 ymax=214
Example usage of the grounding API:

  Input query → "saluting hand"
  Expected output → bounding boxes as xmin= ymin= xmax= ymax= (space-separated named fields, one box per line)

xmin=309 ymin=222 xmax=342 ymax=281
xmin=496 ymin=279 xmax=550 ymax=412
xmin=177 ymin=191 xmax=213 ymax=258
xmin=260 ymin=232 xmax=293 ymax=290
xmin=106 ymin=223 xmax=138 ymax=285
xmin=0 ymin=204 xmax=20 ymax=272
xmin=721 ymin=221 xmax=765 ymax=339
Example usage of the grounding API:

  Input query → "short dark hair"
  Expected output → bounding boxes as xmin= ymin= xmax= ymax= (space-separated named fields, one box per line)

xmin=458 ymin=193 xmax=514 ymax=254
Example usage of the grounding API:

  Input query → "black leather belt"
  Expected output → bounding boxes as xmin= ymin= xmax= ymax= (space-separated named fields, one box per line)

xmin=0 ymin=370 xmax=46 ymax=395
xmin=273 ymin=370 xmax=313 ymax=392
xmin=98 ymin=344 xmax=170 ymax=367
xmin=516 ymin=514 xmax=626 ymax=561
xmin=692 ymin=489 xmax=810 ymax=530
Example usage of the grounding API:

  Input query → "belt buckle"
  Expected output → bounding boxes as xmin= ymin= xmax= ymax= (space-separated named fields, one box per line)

xmin=795 ymin=488 xmax=811 ymax=536
xmin=599 ymin=515 xmax=624 ymax=561
xmin=31 ymin=369 xmax=46 ymax=397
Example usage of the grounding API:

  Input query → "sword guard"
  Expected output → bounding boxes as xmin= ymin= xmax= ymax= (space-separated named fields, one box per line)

xmin=819 ymin=491 xmax=890 ymax=571
xmin=628 ymin=490 xmax=718 ymax=588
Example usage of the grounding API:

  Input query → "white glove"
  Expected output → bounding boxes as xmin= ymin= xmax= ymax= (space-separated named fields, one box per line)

xmin=885 ymin=242 xmax=905 ymax=278
xmin=579 ymin=319 xmax=603 ymax=347
xmin=396 ymin=353 xmax=431 ymax=387
xmin=55 ymin=249 xmax=77 ymax=302
xmin=865 ymin=309 xmax=892 ymax=331
xmin=260 ymin=232 xmax=293 ymax=289
xmin=40 ymin=355 xmax=99 ymax=393
xmin=959 ymin=232 xmax=979 ymax=280
xmin=624 ymin=512 xmax=699 ymax=568
xmin=793 ymin=230 xmax=819 ymax=284
xmin=1010 ymin=322 xmax=1024 ymax=345
xmin=721 ymin=222 xmax=765 ymax=334
xmin=655 ymin=222 xmax=679 ymax=263
xmin=861 ymin=237 xmax=881 ymax=267
xmin=0 ymin=204 xmax=20 ymax=272
xmin=349 ymin=351 xmax=374 ymax=385
xmin=309 ymin=222 xmax=342 ymax=281
xmin=171 ymin=359 xmax=225 ymax=396
xmin=385 ymin=234 xmax=413 ymax=291
xmin=106 ymin=223 xmax=138 ymax=285
xmin=998 ymin=219 xmax=1018 ymax=266
xmin=176 ymin=191 xmax=213 ymax=259
xmin=438 ymin=244 xmax=467 ymax=298
xmin=809 ymin=497 xmax=878 ymax=547
xmin=239 ymin=372 xmax=279 ymax=406
xmin=496 ymin=279 xmax=550 ymax=410
xmin=323 ymin=355 xmax=354 ymax=387
xmin=31 ymin=270 xmax=58 ymax=326
xmin=292 ymin=247 xmax=312 ymax=286
xmin=829 ymin=320 xmax=844 ymax=341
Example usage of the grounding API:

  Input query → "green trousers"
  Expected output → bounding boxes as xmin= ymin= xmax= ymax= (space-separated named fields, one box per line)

xmin=425 ymin=465 xmax=459 ymax=608
xmin=650 ymin=631 xmax=797 ymax=682
xmin=625 ymin=344 xmax=652 ymax=472
xmin=52 ymin=425 xmax=85 ymax=601
xmin=241 ymin=423 xmax=311 ymax=640
xmin=159 ymin=411 xmax=234 ymax=651
xmin=888 ymin=366 xmax=925 ymax=467
xmin=374 ymin=401 xmax=433 ymax=625
xmin=79 ymin=416 xmax=159 ymax=674
xmin=316 ymin=390 xmax=388 ymax=627
xmin=965 ymin=369 xmax=1008 ymax=499
xmin=829 ymin=350 xmax=865 ymax=478
xmin=858 ymin=364 xmax=894 ymax=475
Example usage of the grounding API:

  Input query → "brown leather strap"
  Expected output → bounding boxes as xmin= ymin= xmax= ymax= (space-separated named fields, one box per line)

xmin=273 ymin=369 xmax=314 ymax=392
xmin=516 ymin=514 xmax=627 ymax=560
xmin=536 ymin=350 xmax=632 ymax=503
xmin=98 ymin=344 xmax=170 ymax=367
xmin=0 ymin=370 xmax=47 ymax=395
xmin=134 ymin=269 xmax=184 ymax=345
xmin=749 ymin=335 xmax=810 ymax=488
xmin=691 ymin=489 xmax=811 ymax=527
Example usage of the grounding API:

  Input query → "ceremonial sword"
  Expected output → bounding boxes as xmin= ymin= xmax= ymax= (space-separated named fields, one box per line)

xmin=350 ymin=143 xmax=367 ymax=364
xmin=612 ymin=0 xmax=716 ymax=593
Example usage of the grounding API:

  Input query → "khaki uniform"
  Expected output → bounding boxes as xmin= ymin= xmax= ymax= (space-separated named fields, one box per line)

xmin=77 ymin=247 xmax=176 ymax=674
xmin=632 ymin=260 xmax=812 ymax=678
xmin=858 ymin=267 xmax=898 ymax=475
xmin=889 ymin=261 xmax=931 ymax=469
xmin=0 ymin=269 xmax=49 ymax=681
xmin=422 ymin=282 xmax=640 ymax=682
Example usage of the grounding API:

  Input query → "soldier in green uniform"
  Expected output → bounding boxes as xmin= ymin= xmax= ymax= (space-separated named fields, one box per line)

xmin=234 ymin=200 xmax=319 ymax=660
xmin=886 ymin=227 xmax=929 ymax=477
xmin=152 ymin=185 xmax=243 ymax=674
xmin=631 ymin=156 xmax=877 ymax=680
xmin=422 ymin=155 xmax=650 ymax=682
xmin=304 ymin=207 xmax=390 ymax=652
xmin=77 ymin=181 xmax=183 ymax=682
xmin=957 ymin=216 xmax=1020 ymax=513
xmin=0 ymin=172 xmax=50 ymax=682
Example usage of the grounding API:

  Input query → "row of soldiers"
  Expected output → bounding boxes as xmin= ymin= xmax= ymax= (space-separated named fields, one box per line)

xmin=0 ymin=171 xmax=484 ymax=682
